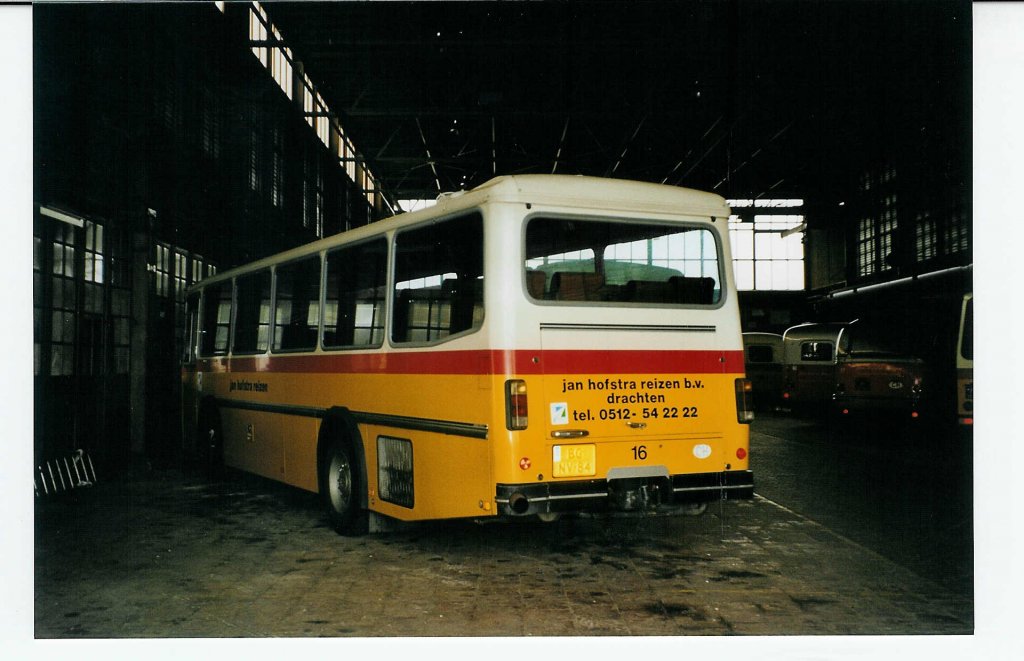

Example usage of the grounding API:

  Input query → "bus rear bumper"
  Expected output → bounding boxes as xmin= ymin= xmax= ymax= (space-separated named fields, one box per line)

xmin=495 ymin=470 xmax=754 ymax=518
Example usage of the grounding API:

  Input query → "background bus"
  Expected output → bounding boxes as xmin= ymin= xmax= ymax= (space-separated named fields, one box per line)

xmin=742 ymin=332 xmax=784 ymax=411
xmin=181 ymin=175 xmax=753 ymax=534
xmin=781 ymin=320 xmax=924 ymax=418
xmin=956 ymin=293 xmax=973 ymax=426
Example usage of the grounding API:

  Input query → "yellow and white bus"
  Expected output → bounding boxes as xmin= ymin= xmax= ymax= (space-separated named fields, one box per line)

xmin=181 ymin=175 xmax=753 ymax=534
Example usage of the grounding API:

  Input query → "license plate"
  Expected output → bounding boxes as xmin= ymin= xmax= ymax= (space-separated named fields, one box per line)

xmin=552 ymin=444 xmax=596 ymax=478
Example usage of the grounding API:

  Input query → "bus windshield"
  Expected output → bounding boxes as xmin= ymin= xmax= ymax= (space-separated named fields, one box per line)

xmin=524 ymin=217 xmax=722 ymax=305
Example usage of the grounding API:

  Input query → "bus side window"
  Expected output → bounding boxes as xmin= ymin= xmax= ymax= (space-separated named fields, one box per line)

xmin=233 ymin=270 xmax=271 ymax=354
xmin=324 ymin=238 xmax=387 ymax=349
xmin=273 ymin=256 xmax=321 ymax=352
xmin=183 ymin=292 xmax=200 ymax=364
xmin=200 ymin=282 xmax=232 ymax=357
xmin=392 ymin=213 xmax=483 ymax=344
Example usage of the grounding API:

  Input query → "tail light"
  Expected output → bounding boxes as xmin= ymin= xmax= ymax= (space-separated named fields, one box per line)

xmin=505 ymin=379 xmax=528 ymax=430
xmin=735 ymin=378 xmax=754 ymax=424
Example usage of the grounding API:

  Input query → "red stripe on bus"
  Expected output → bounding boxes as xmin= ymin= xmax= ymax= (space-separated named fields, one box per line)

xmin=198 ymin=349 xmax=745 ymax=375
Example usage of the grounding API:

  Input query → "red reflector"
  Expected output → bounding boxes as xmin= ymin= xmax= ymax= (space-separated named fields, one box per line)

xmin=736 ymin=448 xmax=747 ymax=460
xmin=519 ymin=457 xmax=531 ymax=470
xmin=842 ymin=408 xmax=849 ymax=415
xmin=783 ymin=392 xmax=790 ymax=399
xmin=911 ymin=411 xmax=919 ymax=419
xmin=961 ymin=417 xmax=974 ymax=426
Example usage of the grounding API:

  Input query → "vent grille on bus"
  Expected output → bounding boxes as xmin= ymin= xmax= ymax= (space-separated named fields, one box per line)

xmin=377 ymin=436 xmax=414 ymax=508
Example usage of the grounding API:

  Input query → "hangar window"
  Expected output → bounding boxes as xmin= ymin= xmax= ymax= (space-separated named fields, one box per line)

xmin=915 ymin=212 xmax=936 ymax=262
xmin=857 ymin=195 xmax=898 ymax=277
xmin=153 ymin=243 xmax=171 ymax=298
xmin=242 ymin=0 xmax=381 ymax=211
xmin=249 ymin=3 xmax=269 ymax=68
xmin=248 ymin=113 xmax=261 ymax=193
xmin=727 ymin=202 xmax=804 ymax=291
xmin=857 ymin=217 xmax=877 ymax=277
xmin=50 ymin=222 xmax=77 ymax=376
xmin=943 ymin=209 xmax=969 ymax=255
xmin=272 ymin=127 xmax=284 ymax=208
xmin=201 ymin=91 xmax=221 ymax=160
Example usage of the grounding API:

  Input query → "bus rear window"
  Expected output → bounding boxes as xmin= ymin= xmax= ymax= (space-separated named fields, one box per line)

xmin=801 ymin=341 xmax=833 ymax=362
xmin=746 ymin=345 xmax=776 ymax=363
xmin=524 ymin=217 xmax=721 ymax=305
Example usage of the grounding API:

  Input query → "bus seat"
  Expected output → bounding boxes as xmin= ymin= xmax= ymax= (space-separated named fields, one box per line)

xmin=280 ymin=323 xmax=316 ymax=351
xmin=550 ymin=272 xmax=604 ymax=301
xmin=444 ymin=278 xmax=482 ymax=333
xmin=526 ymin=270 xmax=546 ymax=299
xmin=669 ymin=276 xmax=716 ymax=304
xmin=392 ymin=289 xmax=412 ymax=342
xmin=625 ymin=280 xmax=671 ymax=303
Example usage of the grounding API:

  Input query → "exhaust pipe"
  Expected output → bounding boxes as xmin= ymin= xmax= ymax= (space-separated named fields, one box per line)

xmin=508 ymin=492 xmax=530 ymax=515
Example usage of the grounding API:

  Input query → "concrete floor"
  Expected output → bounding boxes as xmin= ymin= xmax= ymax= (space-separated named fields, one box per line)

xmin=34 ymin=417 xmax=974 ymax=640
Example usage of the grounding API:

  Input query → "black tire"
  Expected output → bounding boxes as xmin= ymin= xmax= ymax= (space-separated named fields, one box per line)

xmin=196 ymin=404 xmax=224 ymax=480
xmin=320 ymin=438 xmax=369 ymax=536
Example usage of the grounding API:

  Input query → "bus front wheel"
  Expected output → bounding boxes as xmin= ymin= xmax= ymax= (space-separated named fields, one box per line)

xmin=320 ymin=439 xmax=369 ymax=536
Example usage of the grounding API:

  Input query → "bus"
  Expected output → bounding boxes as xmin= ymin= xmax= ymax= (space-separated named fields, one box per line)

xmin=180 ymin=175 xmax=754 ymax=534
xmin=742 ymin=332 xmax=784 ymax=411
xmin=781 ymin=320 xmax=924 ymax=418
xmin=956 ymin=293 xmax=973 ymax=426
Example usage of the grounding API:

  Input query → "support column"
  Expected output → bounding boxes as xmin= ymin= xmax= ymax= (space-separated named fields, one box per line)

xmin=129 ymin=212 xmax=153 ymax=456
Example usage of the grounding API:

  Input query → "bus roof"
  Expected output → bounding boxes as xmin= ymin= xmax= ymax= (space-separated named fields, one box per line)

xmin=190 ymin=175 xmax=732 ymax=290
xmin=781 ymin=322 xmax=852 ymax=343
xmin=742 ymin=332 xmax=784 ymax=344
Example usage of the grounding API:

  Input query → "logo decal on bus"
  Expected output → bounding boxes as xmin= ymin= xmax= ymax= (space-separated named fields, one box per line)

xmin=550 ymin=402 xmax=569 ymax=426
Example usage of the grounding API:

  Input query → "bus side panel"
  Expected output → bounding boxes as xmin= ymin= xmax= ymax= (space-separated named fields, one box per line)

xmin=180 ymin=366 xmax=200 ymax=458
xmin=360 ymin=424 xmax=494 ymax=521
xmin=956 ymin=367 xmax=973 ymax=424
xmin=786 ymin=364 xmax=835 ymax=406
xmin=264 ymin=370 xmax=496 ymax=520
xmin=221 ymin=408 xmax=287 ymax=483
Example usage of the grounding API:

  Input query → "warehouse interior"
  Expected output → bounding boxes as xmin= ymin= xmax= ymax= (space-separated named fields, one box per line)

xmin=23 ymin=0 xmax=1013 ymax=648
xmin=34 ymin=0 xmax=971 ymax=469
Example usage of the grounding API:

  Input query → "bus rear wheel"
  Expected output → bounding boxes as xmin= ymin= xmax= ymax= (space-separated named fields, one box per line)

xmin=320 ymin=439 xmax=369 ymax=536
